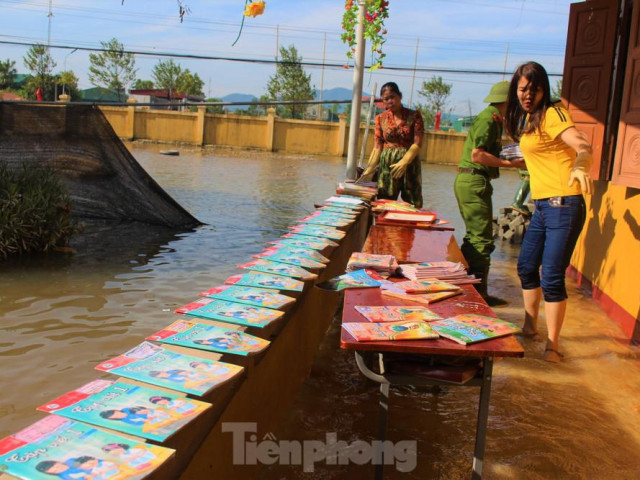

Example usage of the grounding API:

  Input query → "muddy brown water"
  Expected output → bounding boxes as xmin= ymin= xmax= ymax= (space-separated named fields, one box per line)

xmin=1 ymin=144 xmax=639 ymax=479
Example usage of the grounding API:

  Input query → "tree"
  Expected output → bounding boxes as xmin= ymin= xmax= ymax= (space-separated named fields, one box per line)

xmin=152 ymin=59 xmax=181 ymax=98
xmin=417 ymin=76 xmax=452 ymax=128
xmin=551 ymin=79 xmax=563 ymax=102
xmin=57 ymin=70 xmax=79 ymax=99
xmin=266 ymin=45 xmax=315 ymax=119
xmin=205 ymin=98 xmax=225 ymax=114
xmin=177 ymin=69 xmax=204 ymax=96
xmin=0 ymin=59 xmax=17 ymax=89
xmin=23 ymin=45 xmax=56 ymax=100
xmin=88 ymin=38 xmax=137 ymax=101
xmin=133 ymin=79 xmax=154 ymax=90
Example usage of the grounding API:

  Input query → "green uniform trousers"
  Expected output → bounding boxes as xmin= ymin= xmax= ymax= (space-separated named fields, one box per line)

xmin=453 ymin=172 xmax=495 ymax=284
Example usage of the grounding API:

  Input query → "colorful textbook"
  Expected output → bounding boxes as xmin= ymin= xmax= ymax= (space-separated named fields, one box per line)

xmin=354 ymin=306 xmax=442 ymax=323
xmin=298 ymin=212 xmax=353 ymax=228
xmin=95 ymin=342 xmax=243 ymax=396
xmin=199 ymin=285 xmax=295 ymax=310
xmin=147 ymin=319 xmax=270 ymax=356
xmin=316 ymin=269 xmax=383 ymax=291
xmin=288 ymin=224 xmax=346 ymax=240
xmin=225 ymin=272 xmax=305 ymax=292
xmin=38 ymin=379 xmax=210 ymax=442
xmin=256 ymin=245 xmax=330 ymax=264
xmin=270 ymin=235 xmax=338 ymax=252
xmin=251 ymin=248 xmax=326 ymax=270
xmin=430 ymin=313 xmax=522 ymax=345
xmin=0 ymin=415 xmax=174 ymax=480
xmin=280 ymin=233 xmax=340 ymax=248
xmin=175 ymin=297 xmax=284 ymax=328
xmin=237 ymin=259 xmax=317 ymax=281
xmin=342 ymin=321 xmax=439 ymax=342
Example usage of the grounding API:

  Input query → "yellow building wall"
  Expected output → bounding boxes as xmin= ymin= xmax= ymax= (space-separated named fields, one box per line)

xmin=206 ymin=114 xmax=267 ymax=149
xmin=99 ymin=106 xmax=128 ymax=135
xmin=273 ymin=119 xmax=339 ymax=154
xmin=135 ymin=110 xmax=198 ymax=143
xmin=571 ymin=180 xmax=640 ymax=336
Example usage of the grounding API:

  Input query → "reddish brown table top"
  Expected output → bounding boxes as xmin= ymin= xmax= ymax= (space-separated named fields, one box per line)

xmin=342 ymin=222 xmax=524 ymax=358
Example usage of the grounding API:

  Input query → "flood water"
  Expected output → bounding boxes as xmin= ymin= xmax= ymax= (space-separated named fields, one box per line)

xmin=2 ymin=144 xmax=640 ymax=479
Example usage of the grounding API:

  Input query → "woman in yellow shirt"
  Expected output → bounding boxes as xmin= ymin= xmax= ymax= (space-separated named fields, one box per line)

xmin=504 ymin=61 xmax=593 ymax=363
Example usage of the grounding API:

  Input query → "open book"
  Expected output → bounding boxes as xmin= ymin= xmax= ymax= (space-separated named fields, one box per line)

xmin=237 ymin=259 xmax=317 ymax=281
xmin=430 ymin=313 xmax=522 ymax=345
xmin=342 ymin=321 xmax=439 ymax=342
xmin=175 ymin=297 xmax=285 ymax=328
xmin=381 ymin=288 xmax=463 ymax=305
xmin=225 ymin=272 xmax=305 ymax=292
xmin=0 ymin=415 xmax=174 ymax=480
xmin=354 ymin=305 xmax=442 ymax=323
xmin=198 ymin=285 xmax=295 ymax=310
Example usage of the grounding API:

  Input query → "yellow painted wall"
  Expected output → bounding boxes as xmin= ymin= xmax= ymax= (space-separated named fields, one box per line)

xmin=135 ymin=110 xmax=198 ymax=143
xmin=100 ymin=106 xmax=128 ymax=135
xmin=206 ymin=114 xmax=267 ymax=148
xmin=273 ymin=119 xmax=339 ymax=154
xmin=571 ymin=181 xmax=640 ymax=335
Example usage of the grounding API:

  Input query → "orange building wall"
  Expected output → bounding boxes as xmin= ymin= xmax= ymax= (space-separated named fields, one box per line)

xmin=570 ymin=180 xmax=640 ymax=341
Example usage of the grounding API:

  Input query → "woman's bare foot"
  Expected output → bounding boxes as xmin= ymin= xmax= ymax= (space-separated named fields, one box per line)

xmin=543 ymin=348 xmax=564 ymax=363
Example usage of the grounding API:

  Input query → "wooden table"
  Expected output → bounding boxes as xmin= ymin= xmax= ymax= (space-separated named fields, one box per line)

xmin=341 ymin=222 xmax=524 ymax=479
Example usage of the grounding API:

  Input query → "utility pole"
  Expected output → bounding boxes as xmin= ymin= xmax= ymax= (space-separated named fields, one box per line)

xmin=502 ymin=43 xmax=510 ymax=80
xmin=346 ymin=0 xmax=366 ymax=180
xmin=408 ymin=36 xmax=419 ymax=107
xmin=318 ymin=32 xmax=326 ymax=121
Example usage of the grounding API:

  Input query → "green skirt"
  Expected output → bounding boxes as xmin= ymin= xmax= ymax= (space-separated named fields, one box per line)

xmin=377 ymin=147 xmax=423 ymax=208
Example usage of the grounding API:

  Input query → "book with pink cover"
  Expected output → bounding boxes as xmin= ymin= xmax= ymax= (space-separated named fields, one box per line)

xmin=342 ymin=320 xmax=439 ymax=342
xmin=288 ymin=224 xmax=346 ymax=240
xmin=199 ymin=284 xmax=295 ymax=310
xmin=430 ymin=313 xmax=521 ymax=345
xmin=237 ymin=259 xmax=317 ymax=281
xmin=380 ymin=288 xmax=463 ymax=306
xmin=381 ymin=279 xmax=461 ymax=294
xmin=260 ymin=244 xmax=330 ymax=262
xmin=225 ymin=272 xmax=305 ymax=292
xmin=354 ymin=306 xmax=442 ymax=323
xmin=175 ymin=297 xmax=284 ymax=328
xmin=252 ymin=247 xmax=327 ymax=269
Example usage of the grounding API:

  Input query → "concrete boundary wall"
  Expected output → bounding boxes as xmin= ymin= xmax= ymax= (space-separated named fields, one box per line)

xmin=100 ymin=106 xmax=465 ymax=165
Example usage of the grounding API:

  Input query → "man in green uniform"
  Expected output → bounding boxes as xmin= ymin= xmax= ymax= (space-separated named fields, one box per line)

xmin=454 ymin=81 xmax=526 ymax=306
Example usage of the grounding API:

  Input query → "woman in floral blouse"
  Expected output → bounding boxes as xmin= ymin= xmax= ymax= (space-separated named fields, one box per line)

xmin=360 ymin=82 xmax=425 ymax=207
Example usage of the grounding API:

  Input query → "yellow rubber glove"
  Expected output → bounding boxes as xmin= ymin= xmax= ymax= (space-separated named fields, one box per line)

xmin=357 ymin=148 xmax=381 ymax=182
xmin=569 ymin=151 xmax=594 ymax=195
xmin=390 ymin=144 xmax=420 ymax=179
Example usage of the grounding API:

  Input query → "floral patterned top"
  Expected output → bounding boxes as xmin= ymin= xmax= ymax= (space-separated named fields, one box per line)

xmin=374 ymin=107 xmax=424 ymax=150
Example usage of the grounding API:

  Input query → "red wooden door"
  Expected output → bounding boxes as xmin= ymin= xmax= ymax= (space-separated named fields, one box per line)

xmin=562 ymin=0 xmax=619 ymax=180
xmin=613 ymin=0 xmax=640 ymax=188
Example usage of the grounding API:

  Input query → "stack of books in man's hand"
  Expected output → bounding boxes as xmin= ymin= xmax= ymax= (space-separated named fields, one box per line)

xmin=346 ymin=252 xmax=399 ymax=276
xmin=399 ymin=261 xmax=480 ymax=284
xmin=336 ymin=182 xmax=377 ymax=200
xmin=500 ymin=143 xmax=523 ymax=161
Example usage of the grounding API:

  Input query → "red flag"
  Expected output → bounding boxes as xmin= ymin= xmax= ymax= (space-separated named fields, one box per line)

xmin=35 ymin=87 xmax=43 ymax=101
xmin=434 ymin=111 xmax=442 ymax=131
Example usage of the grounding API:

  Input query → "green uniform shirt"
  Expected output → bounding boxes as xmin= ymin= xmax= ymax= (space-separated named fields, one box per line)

xmin=458 ymin=105 xmax=502 ymax=179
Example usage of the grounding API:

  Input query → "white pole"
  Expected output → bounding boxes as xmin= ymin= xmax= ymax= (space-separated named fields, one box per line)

xmin=408 ymin=36 xmax=419 ymax=107
xmin=346 ymin=0 xmax=366 ymax=180
xmin=318 ymin=32 xmax=326 ymax=121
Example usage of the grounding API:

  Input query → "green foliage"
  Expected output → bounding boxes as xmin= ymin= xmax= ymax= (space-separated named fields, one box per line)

xmin=266 ymin=45 xmax=315 ymax=119
xmin=417 ymin=76 xmax=452 ymax=128
xmin=551 ymin=79 xmax=563 ymax=102
xmin=88 ymin=38 xmax=137 ymax=102
xmin=57 ymin=70 xmax=80 ymax=99
xmin=152 ymin=60 xmax=204 ymax=97
xmin=0 ymin=164 xmax=74 ymax=259
xmin=205 ymin=98 xmax=226 ymax=114
xmin=0 ymin=58 xmax=17 ymax=89
xmin=133 ymin=79 xmax=154 ymax=90
xmin=341 ymin=0 xmax=389 ymax=70
xmin=23 ymin=45 xmax=56 ymax=100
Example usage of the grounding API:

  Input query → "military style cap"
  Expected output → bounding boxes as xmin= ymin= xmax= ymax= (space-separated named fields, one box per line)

xmin=483 ymin=81 xmax=510 ymax=103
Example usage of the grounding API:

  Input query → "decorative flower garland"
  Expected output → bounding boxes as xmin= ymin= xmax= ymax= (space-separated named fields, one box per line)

xmin=233 ymin=1 xmax=266 ymax=46
xmin=341 ymin=0 xmax=389 ymax=70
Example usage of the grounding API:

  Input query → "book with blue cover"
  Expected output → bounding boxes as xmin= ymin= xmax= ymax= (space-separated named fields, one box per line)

xmin=288 ymin=224 xmax=346 ymax=240
xmin=430 ymin=314 xmax=522 ymax=345
xmin=225 ymin=272 xmax=305 ymax=292
xmin=175 ymin=297 xmax=285 ymax=328
xmin=38 ymin=379 xmax=211 ymax=442
xmin=199 ymin=284 xmax=295 ymax=310
xmin=237 ymin=259 xmax=317 ymax=281
xmin=252 ymin=248 xmax=326 ymax=269
xmin=147 ymin=319 xmax=270 ymax=356
xmin=95 ymin=342 xmax=243 ymax=396
xmin=316 ymin=269 xmax=384 ymax=291
xmin=298 ymin=212 xmax=353 ymax=228
xmin=256 ymin=245 xmax=329 ymax=264
xmin=278 ymin=233 xmax=339 ymax=248
xmin=0 ymin=415 xmax=174 ymax=480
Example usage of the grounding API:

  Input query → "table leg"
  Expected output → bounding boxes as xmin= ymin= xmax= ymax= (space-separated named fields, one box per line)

xmin=472 ymin=356 xmax=493 ymax=479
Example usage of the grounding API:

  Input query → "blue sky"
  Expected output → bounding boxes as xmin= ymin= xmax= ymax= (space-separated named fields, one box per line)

xmin=0 ymin=0 xmax=578 ymax=114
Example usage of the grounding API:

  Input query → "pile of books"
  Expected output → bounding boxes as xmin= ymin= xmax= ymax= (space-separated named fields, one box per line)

xmin=371 ymin=199 xmax=420 ymax=213
xmin=346 ymin=252 xmax=399 ymax=276
xmin=399 ymin=261 xmax=480 ymax=285
xmin=500 ymin=142 xmax=524 ymax=161
xmin=336 ymin=181 xmax=377 ymax=201
xmin=379 ymin=279 xmax=463 ymax=305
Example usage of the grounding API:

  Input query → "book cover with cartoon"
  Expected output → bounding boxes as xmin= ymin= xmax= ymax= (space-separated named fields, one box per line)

xmin=256 ymin=245 xmax=329 ymax=264
xmin=316 ymin=269 xmax=384 ymax=291
xmin=199 ymin=285 xmax=295 ymax=310
xmin=0 ymin=415 xmax=174 ymax=480
xmin=176 ymin=297 xmax=284 ymax=328
xmin=354 ymin=306 xmax=442 ymax=323
xmin=342 ymin=321 xmax=439 ymax=342
xmin=430 ymin=314 xmax=522 ymax=345
xmin=252 ymin=248 xmax=326 ymax=270
xmin=225 ymin=272 xmax=305 ymax=292
xmin=147 ymin=320 xmax=270 ymax=356
xmin=288 ymin=224 xmax=346 ymax=240
xmin=237 ymin=259 xmax=317 ymax=281
xmin=95 ymin=342 xmax=243 ymax=396
xmin=38 ymin=380 xmax=210 ymax=442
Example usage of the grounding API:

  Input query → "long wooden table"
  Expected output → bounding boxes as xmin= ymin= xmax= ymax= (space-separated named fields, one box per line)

xmin=340 ymin=224 xmax=524 ymax=479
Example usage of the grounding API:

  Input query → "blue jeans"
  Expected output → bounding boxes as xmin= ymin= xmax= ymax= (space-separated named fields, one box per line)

xmin=517 ymin=195 xmax=586 ymax=302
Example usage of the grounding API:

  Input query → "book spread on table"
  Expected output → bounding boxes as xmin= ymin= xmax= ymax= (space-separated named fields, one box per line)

xmin=342 ymin=320 xmax=439 ymax=342
xmin=316 ymin=269 xmax=383 ymax=291
xmin=298 ymin=212 xmax=353 ymax=228
xmin=175 ymin=297 xmax=284 ymax=328
xmin=288 ymin=224 xmax=346 ymax=240
xmin=280 ymin=233 xmax=340 ymax=247
xmin=430 ymin=313 xmax=522 ymax=345
xmin=198 ymin=285 xmax=295 ymax=310
xmin=354 ymin=306 xmax=442 ymax=323
xmin=0 ymin=415 xmax=174 ymax=480
xmin=381 ymin=288 xmax=463 ymax=305
xmin=260 ymin=244 xmax=330 ymax=263
xmin=269 ymin=236 xmax=336 ymax=252
xmin=346 ymin=252 xmax=399 ymax=276
xmin=380 ymin=211 xmax=437 ymax=223
xmin=371 ymin=199 xmax=420 ymax=212
xmin=38 ymin=379 xmax=210 ymax=442
xmin=95 ymin=342 xmax=243 ymax=396
xmin=147 ymin=320 xmax=270 ymax=356
xmin=318 ymin=205 xmax=362 ymax=216
xmin=225 ymin=272 xmax=305 ymax=292
xmin=380 ymin=279 xmax=461 ymax=294
xmin=237 ymin=259 xmax=317 ymax=281
xmin=316 ymin=206 xmax=358 ymax=219
xmin=252 ymin=248 xmax=327 ymax=269
xmin=323 ymin=195 xmax=366 ymax=207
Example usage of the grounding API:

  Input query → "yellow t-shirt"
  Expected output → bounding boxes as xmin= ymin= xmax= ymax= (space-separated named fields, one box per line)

xmin=519 ymin=105 xmax=581 ymax=199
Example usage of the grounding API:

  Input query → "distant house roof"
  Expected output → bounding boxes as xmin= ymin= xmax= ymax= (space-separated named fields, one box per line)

xmin=129 ymin=89 xmax=186 ymax=100
xmin=80 ymin=87 xmax=124 ymax=102
xmin=0 ymin=91 xmax=25 ymax=101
